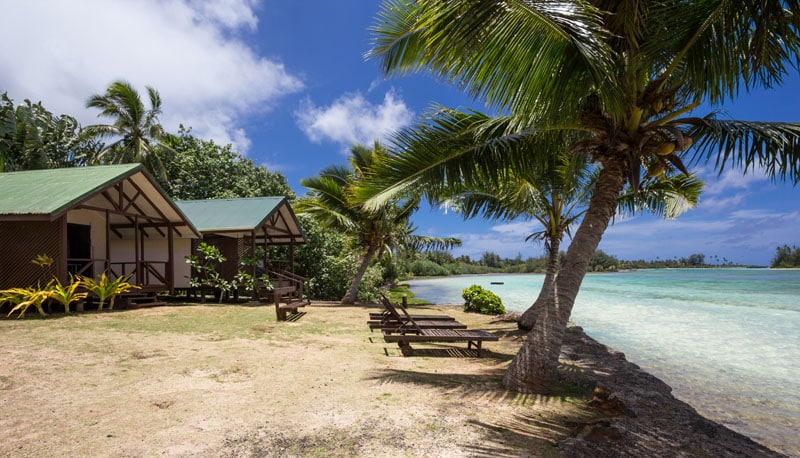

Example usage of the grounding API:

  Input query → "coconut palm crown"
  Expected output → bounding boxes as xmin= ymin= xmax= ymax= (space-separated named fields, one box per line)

xmin=84 ymin=80 xmax=174 ymax=180
xmin=296 ymin=142 xmax=461 ymax=304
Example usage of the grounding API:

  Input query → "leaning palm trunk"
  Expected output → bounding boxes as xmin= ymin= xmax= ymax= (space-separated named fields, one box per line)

xmin=503 ymin=158 xmax=626 ymax=392
xmin=342 ymin=246 xmax=377 ymax=304
xmin=518 ymin=237 xmax=561 ymax=331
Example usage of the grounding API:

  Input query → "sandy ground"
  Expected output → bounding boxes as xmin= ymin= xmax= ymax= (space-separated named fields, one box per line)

xmin=0 ymin=302 xmax=787 ymax=457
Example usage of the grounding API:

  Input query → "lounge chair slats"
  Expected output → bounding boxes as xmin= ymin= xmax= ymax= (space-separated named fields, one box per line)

xmin=382 ymin=328 xmax=498 ymax=356
xmin=368 ymin=318 xmax=467 ymax=330
xmin=368 ymin=312 xmax=454 ymax=321
xmin=376 ymin=293 xmax=498 ymax=356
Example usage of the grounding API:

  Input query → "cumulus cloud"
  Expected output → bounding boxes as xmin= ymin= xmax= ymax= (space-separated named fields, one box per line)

xmin=295 ymin=90 xmax=414 ymax=151
xmin=698 ymin=193 xmax=747 ymax=213
xmin=701 ymin=166 xmax=769 ymax=195
xmin=0 ymin=0 xmax=303 ymax=152
xmin=490 ymin=221 xmax=540 ymax=237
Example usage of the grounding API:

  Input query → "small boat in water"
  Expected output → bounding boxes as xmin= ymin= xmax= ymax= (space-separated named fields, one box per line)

xmin=490 ymin=281 xmax=504 ymax=285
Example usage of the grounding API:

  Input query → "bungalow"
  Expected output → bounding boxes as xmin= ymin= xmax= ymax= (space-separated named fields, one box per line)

xmin=174 ymin=197 xmax=307 ymax=297
xmin=0 ymin=164 xmax=200 ymax=294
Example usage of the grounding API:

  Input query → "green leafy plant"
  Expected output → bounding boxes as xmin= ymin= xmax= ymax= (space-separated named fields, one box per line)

xmin=462 ymin=285 xmax=505 ymax=315
xmin=48 ymin=274 xmax=88 ymax=314
xmin=186 ymin=242 xmax=229 ymax=302
xmin=31 ymin=253 xmax=56 ymax=279
xmin=78 ymin=272 xmax=139 ymax=311
xmin=2 ymin=285 xmax=51 ymax=318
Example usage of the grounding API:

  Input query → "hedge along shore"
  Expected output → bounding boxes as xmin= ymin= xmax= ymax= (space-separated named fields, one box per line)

xmin=0 ymin=303 xmax=787 ymax=457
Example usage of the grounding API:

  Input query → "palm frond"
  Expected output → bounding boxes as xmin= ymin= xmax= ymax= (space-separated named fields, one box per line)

xmin=368 ymin=0 xmax=619 ymax=125
xmin=687 ymin=117 xmax=800 ymax=183
xmin=617 ymin=173 xmax=704 ymax=219
xmin=647 ymin=1 xmax=800 ymax=104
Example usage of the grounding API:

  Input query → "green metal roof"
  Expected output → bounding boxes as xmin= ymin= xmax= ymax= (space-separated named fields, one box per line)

xmin=0 ymin=164 xmax=142 ymax=216
xmin=175 ymin=197 xmax=288 ymax=232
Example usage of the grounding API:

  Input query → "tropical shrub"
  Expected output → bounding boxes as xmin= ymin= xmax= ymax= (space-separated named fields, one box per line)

xmin=356 ymin=264 xmax=385 ymax=303
xmin=462 ymin=285 xmax=505 ymax=315
xmin=48 ymin=275 xmax=88 ymax=314
xmin=186 ymin=242 xmax=231 ymax=302
xmin=307 ymin=254 xmax=358 ymax=301
xmin=78 ymin=272 xmax=139 ymax=311
xmin=2 ymin=285 xmax=51 ymax=318
xmin=406 ymin=258 xmax=451 ymax=277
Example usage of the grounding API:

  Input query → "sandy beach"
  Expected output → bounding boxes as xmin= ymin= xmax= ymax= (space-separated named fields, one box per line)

xmin=0 ymin=302 xmax=787 ymax=457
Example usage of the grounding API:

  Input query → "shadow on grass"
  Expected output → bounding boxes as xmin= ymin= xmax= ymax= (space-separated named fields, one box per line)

xmin=283 ymin=311 xmax=307 ymax=322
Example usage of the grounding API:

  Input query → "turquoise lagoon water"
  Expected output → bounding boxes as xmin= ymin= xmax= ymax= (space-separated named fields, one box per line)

xmin=404 ymin=269 xmax=800 ymax=455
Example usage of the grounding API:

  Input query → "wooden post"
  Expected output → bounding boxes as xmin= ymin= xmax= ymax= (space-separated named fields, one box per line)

xmin=134 ymin=215 xmax=141 ymax=286
xmin=105 ymin=209 xmax=111 ymax=274
xmin=290 ymin=241 xmax=295 ymax=275
xmin=167 ymin=222 xmax=174 ymax=295
xmin=58 ymin=216 xmax=68 ymax=285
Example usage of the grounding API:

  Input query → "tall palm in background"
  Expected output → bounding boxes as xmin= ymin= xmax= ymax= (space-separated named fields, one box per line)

xmin=84 ymin=80 xmax=173 ymax=180
xmin=368 ymin=1 xmax=800 ymax=391
xmin=297 ymin=142 xmax=461 ymax=304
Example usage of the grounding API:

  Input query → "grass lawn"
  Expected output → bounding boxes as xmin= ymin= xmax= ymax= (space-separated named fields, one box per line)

xmin=0 ymin=301 xmax=595 ymax=457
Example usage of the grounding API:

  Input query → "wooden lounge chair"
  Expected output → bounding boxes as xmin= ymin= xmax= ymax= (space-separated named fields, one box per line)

xmin=381 ymin=304 xmax=499 ymax=356
xmin=369 ymin=294 xmax=457 ymax=321
xmin=368 ymin=295 xmax=465 ymax=330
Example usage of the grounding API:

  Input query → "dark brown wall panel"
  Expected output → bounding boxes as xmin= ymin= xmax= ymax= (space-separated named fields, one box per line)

xmin=0 ymin=221 xmax=63 ymax=289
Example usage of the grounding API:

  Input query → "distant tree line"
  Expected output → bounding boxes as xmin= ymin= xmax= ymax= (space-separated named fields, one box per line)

xmin=397 ymin=249 xmax=759 ymax=278
xmin=771 ymin=245 xmax=800 ymax=268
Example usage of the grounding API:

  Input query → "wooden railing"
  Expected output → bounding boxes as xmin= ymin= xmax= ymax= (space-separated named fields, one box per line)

xmin=108 ymin=261 xmax=169 ymax=287
xmin=67 ymin=258 xmax=105 ymax=277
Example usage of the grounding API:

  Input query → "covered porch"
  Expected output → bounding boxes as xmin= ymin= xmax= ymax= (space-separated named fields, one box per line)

xmin=0 ymin=165 xmax=199 ymax=293
xmin=175 ymin=197 xmax=307 ymax=299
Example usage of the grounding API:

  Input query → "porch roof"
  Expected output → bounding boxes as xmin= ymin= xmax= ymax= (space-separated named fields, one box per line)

xmin=0 ymin=164 xmax=200 ymax=238
xmin=175 ymin=197 xmax=306 ymax=245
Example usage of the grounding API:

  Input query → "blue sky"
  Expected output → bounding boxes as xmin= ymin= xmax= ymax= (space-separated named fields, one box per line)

xmin=2 ymin=0 xmax=799 ymax=266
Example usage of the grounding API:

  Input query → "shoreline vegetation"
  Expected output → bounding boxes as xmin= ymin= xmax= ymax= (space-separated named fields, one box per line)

xmin=396 ymin=248 xmax=794 ymax=280
xmin=0 ymin=302 xmax=788 ymax=457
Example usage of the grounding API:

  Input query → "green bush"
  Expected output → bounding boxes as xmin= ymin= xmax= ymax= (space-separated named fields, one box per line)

xmin=462 ymin=285 xmax=505 ymax=315
xmin=407 ymin=258 xmax=451 ymax=277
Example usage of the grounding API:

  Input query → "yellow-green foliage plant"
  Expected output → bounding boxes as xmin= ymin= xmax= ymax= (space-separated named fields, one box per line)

xmin=2 ymin=285 xmax=51 ymax=318
xmin=79 ymin=272 xmax=139 ymax=311
xmin=49 ymin=275 xmax=88 ymax=314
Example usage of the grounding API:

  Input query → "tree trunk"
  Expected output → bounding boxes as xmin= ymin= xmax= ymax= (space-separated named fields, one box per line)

xmin=518 ymin=237 xmax=561 ymax=331
xmin=502 ymin=157 xmax=627 ymax=393
xmin=341 ymin=246 xmax=377 ymax=304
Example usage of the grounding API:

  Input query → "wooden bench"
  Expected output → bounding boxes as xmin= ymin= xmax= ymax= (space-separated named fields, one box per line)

xmin=273 ymin=286 xmax=305 ymax=321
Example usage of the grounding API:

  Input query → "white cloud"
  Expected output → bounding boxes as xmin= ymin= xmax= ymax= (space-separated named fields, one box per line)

xmin=0 ymin=0 xmax=303 ymax=152
xmin=295 ymin=89 xmax=414 ymax=151
xmin=189 ymin=0 xmax=260 ymax=30
xmin=698 ymin=193 xmax=747 ymax=212
xmin=490 ymin=220 xmax=540 ymax=237
xmin=701 ymin=166 xmax=769 ymax=195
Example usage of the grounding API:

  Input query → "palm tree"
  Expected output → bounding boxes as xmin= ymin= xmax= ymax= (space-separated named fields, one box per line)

xmin=84 ymin=80 xmax=174 ymax=180
xmin=296 ymin=142 xmax=461 ymax=304
xmin=368 ymin=1 xmax=800 ymax=392
xmin=401 ymin=108 xmax=702 ymax=330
